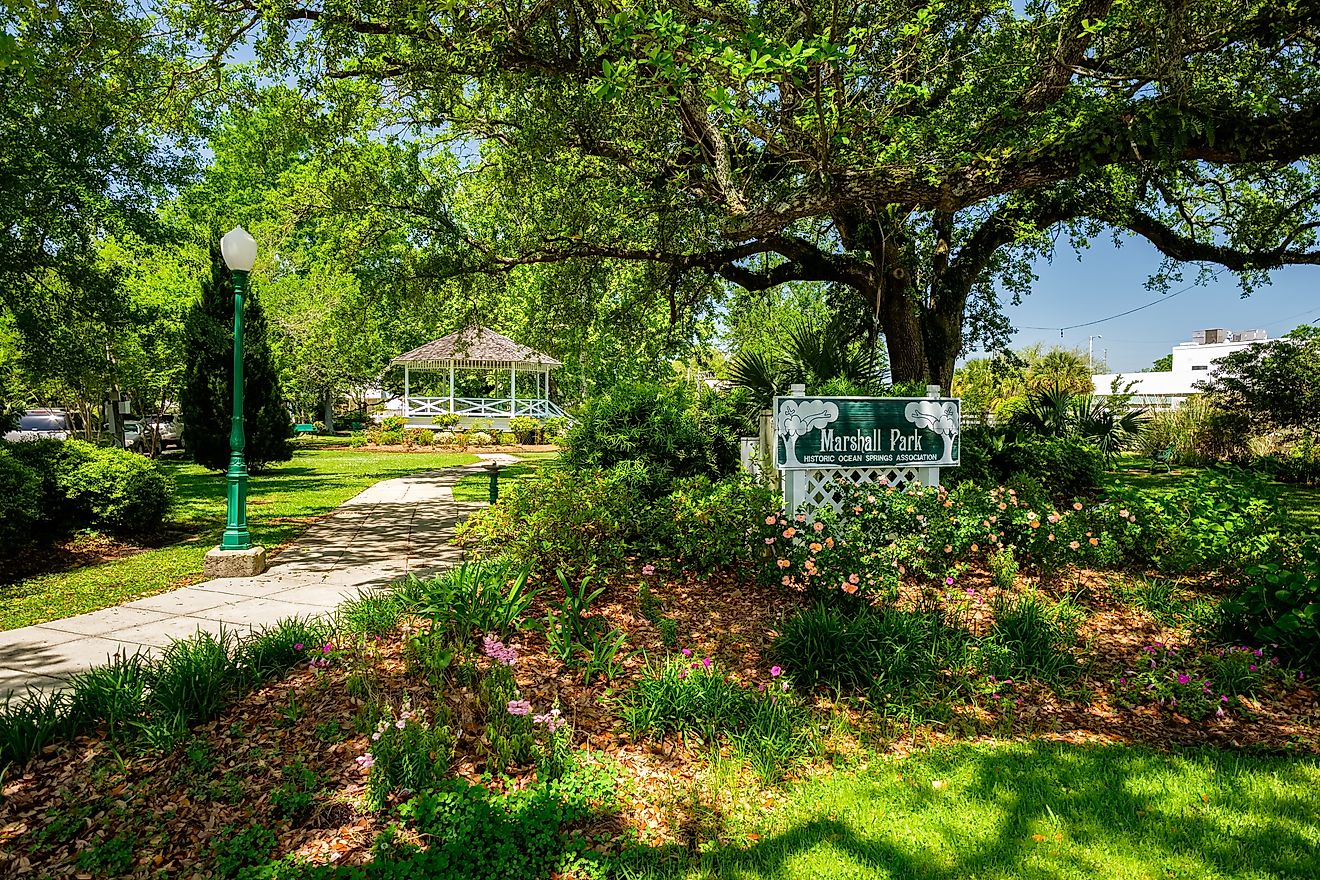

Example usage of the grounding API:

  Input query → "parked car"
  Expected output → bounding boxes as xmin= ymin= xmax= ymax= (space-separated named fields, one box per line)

xmin=4 ymin=408 xmax=77 ymax=442
xmin=142 ymin=414 xmax=184 ymax=450
xmin=103 ymin=419 xmax=145 ymax=450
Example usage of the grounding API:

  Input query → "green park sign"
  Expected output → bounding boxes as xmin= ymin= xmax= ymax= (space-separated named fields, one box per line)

xmin=774 ymin=396 xmax=961 ymax=470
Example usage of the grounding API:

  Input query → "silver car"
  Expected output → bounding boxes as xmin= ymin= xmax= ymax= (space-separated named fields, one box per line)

xmin=4 ymin=409 xmax=76 ymax=442
xmin=143 ymin=414 xmax=183 ymax=450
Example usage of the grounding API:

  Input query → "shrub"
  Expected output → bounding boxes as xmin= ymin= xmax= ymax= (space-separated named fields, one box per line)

xmin=669 ymin=474 xmax=778 ymax=570
xmin=68 ymin=652 xmax=150 ymax=739
xmin=508 ymin=415 xmax=542 ymax=444
xmin=1107 ymin=467 xmax=1284 ymax=573
xmin=498 ymin=431 xmax=518 ymax=446
xmin=0 ymin=690 xmax=76 ymax=770
xmin=376 ymin=430 xmax=404 ymax=446
xmin=381 ymin=415 xmax=408 ymax=432
xmin=468 ymin=430 xmax=494 ymax=446
xmin=409 ymin=428 xmax=435 ymax=446
xmin=396 ymin=559 xmax=537 ymax=643
xmin=348 ymin=432 xmax=368 ymax=448
xmin=236 ymin=617 xmax=330 ymax=683
xmin=62 ymin=442 xmax=173 ymax=533
xmin=561 ymin=382 xmax=733 ymax=491
xmin=0 ymin=447 xmax=42 ymax=546
xmin=457 ymin=462 xmax=669 ymax=575
xmin=4 ymin=439 xmax=172 ymax=535
xmin=431 ymin=413 xmax=462 ymax=429
xmin=1226 ymin=540 xmax=1320 ymax=668
xmin=999 ymin=435 xmax=1103 ymax=498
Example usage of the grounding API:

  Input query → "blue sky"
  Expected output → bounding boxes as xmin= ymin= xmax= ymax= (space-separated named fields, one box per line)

xmin=1000 ymin=234 xmax=1320 ymax=373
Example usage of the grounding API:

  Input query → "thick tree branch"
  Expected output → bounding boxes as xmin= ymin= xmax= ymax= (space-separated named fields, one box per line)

xmin=1123 ymin=212 xmax=1320 ymax=269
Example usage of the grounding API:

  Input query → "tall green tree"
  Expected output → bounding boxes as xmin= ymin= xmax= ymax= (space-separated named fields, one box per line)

xmin=180 ymin=0 xmax=1320 ymax=390
xmin=180 ymin=245 xmax=292 ymax=471
xmin=1202 ymin=325 xmax=1320 ymax=435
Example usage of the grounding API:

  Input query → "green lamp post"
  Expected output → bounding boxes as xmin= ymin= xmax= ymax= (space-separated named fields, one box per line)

xmin=204 ymin=227 xmax=267 ymax=578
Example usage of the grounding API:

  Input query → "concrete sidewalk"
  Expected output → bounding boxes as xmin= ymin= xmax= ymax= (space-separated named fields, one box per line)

xmin=0 ymin=464 xmax=487 ymax=697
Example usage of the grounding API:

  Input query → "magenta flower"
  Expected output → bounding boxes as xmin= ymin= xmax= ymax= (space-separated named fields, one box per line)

xmin=702 ymin=657 xmax=713 ymax=669
xmin=507 ymin=700 xmax=532 ymax=716
xmin=322 ymin=643 xmax=333 ymax=654
xmin=642 ymin=564 xmax=656 ymax=576
xmin=681 ymin=648 xmax=692 ymax=657
xmin=770 ymin=666 xmax=783 ymax=677
xmin=945 ymin=577 xmax=954 ymax=586
xmin=1177 ymin=674 xmax=1190 ymax=685
xmin=294 ymin=643 xmax=304 ymax=651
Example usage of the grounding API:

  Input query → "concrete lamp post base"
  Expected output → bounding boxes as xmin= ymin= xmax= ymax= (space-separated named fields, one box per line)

xmin=203 ymin=546 xmax=268 ymax=579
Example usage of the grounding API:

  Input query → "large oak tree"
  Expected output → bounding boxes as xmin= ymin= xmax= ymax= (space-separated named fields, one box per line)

xmin=183 ymin=0 xmax=1320 ymax=388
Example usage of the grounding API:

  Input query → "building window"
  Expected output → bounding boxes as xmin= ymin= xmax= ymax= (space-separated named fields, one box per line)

xmin=1191 ymin=365 xmax=1208 ymax=370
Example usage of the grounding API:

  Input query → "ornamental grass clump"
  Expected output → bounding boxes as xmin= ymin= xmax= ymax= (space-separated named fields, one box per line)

xmin=624 ymin=654 xmax=814 ymax=779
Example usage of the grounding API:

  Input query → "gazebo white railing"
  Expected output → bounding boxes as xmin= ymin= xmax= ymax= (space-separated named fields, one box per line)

xmin=390 ymin=326 xmax=569 ymax=426
xmin=403 ymin=397 xmax=569 ymax=419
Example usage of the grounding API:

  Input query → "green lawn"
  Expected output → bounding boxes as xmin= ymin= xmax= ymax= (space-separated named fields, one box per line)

xmin=620 ymin=742 xmax=1320 ymax=880
xmin=0 ymin=449 xmax=477 ymax=630
xmin=451 ymin=451 xmax=558 ymax=502
xmin=1106 ymin=461 xmax=1320 ymax=533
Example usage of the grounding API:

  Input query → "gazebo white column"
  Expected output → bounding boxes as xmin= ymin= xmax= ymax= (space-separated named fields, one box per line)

xmin=403 ymin=365 xmax=410 ymax=417
xmin=510 ymin=364 xmax=517 ymax=417
xmin=449 ymin=362 xmax=455 ymax=413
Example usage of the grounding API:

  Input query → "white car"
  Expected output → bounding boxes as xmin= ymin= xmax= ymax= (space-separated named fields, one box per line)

xmin=4 ymin=409 xmax=76 ymax=442
xmin=104 ymin=420 xmax=145 ymax=450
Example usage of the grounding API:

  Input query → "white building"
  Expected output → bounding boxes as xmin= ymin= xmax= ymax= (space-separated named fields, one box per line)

xmin=1092 ymin=328 xmax=1267 ymax=408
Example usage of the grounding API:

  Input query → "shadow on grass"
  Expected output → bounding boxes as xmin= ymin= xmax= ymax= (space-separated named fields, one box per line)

xmin=615 ymin=742 xmax=1320 ymax=880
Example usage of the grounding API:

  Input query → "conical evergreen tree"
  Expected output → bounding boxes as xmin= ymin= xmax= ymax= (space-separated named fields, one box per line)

xmin=180 ymin=244 xmax=292 ymax=471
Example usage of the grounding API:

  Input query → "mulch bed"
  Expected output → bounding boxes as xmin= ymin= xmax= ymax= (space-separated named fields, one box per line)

xmin=2 ymin=567 xmax=1317 ymax=876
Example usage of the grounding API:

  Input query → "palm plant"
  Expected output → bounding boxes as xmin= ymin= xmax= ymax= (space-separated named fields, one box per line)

xmin=1010 ymin=383 xmax=1148 ymax=463
xmin=728 ymin=314 xmax=884 ymax=408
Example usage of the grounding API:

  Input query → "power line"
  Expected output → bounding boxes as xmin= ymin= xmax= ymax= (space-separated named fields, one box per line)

xmin=1019 ymin=270 xmax=1225 ymax=335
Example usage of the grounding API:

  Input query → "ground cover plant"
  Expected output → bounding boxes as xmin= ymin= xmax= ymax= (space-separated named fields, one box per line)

xmin=0 ymin=448 xmax=478 ymax=630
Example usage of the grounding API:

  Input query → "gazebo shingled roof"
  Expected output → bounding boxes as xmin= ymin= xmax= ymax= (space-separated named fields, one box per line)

xmin=391 ymin=326 xmax=561 ymax=370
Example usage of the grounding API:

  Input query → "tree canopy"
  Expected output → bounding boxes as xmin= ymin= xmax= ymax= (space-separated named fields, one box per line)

xmin=1201 ymin=324 xmax=1320 ymax=434
xmin=176 ymin=0 xmax=1320 ymax=388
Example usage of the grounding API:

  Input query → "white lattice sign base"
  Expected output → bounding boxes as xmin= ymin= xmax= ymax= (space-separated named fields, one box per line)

xmin=789 ymin=466 xmax=928 ymax=515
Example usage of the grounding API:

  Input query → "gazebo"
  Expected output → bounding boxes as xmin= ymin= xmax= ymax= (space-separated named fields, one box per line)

xmin=390 ymin=326 xmax=569 ymax=427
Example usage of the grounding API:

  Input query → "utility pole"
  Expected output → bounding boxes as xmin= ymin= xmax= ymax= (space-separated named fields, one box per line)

xmin=1088 ymin=335 xmax=1103 ymax=371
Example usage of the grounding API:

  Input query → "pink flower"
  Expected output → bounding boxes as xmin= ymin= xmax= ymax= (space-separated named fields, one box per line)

xmin=294 ymin=643 xmax=304 ymax=651
xmin=322 ymin=643 xmax=333 ymax=654
xmin=945 ymin=576 xmax=954 ymax=586
xmin=355 ymin=753 xmax=374 ymax=770
xmin=765 ymin=515 xmax=777 ymax=525
xmin=812 ymin=521 xmax=824 ymax=533
xmin=681 ymin=648 xmax=692 ymax=657
xmin=507 ymin=700 xmax=532 ymax=716
xmin=1177 ymin=674 xmax=1190 ymax=685
xmin=770 ymin=666 xmax=782 ymax=677
xmin=395 ymin=719 xmax=407 ymax=729
xmin=642 ymin=564 xmax=655 ymax=576
xmin=702 ymin=657 xmax=713 ymax=669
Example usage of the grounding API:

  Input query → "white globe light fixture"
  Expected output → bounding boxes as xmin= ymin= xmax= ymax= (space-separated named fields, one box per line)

xmin=220 ymin=226 xmax=258 ymax=272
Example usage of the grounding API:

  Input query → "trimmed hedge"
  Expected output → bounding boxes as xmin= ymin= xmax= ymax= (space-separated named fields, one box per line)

xmin=0 ymin=448 xmax=43 ymax=546
xmin=0 ymin=439 xmax=173 ymax=547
